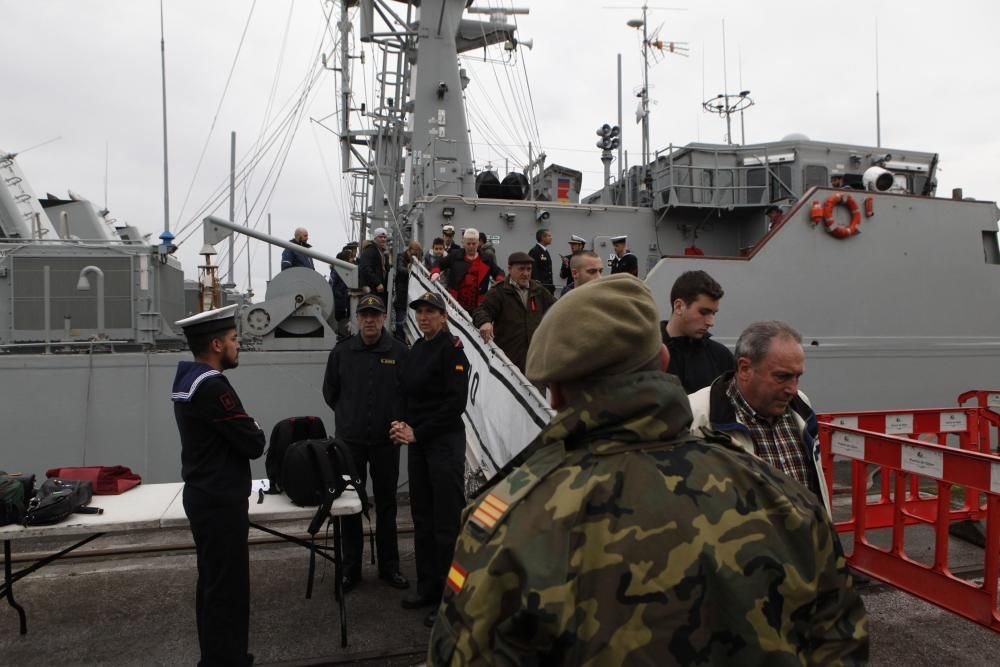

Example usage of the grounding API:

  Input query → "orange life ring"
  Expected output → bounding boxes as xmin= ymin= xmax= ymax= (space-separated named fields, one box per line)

xmin=822 ymin=193 xmax=861 ymax=239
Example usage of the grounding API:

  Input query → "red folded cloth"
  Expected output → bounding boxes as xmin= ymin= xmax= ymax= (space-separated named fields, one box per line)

xmin=45 ymin=466 xmax=142 ymax=495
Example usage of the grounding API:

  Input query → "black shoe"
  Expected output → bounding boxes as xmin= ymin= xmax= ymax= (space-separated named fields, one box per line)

xmin=379 ymin=571 xmax=410 ymax=589
xmin=401 ymin=593 xmax=438 ymax=609
xmin=341 ymin=575 xmax=361 ymax=594
xmin=423 ymin=609 xmax=438 ymax=628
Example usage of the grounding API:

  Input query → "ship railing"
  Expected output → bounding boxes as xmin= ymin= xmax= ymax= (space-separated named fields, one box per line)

xmin=816 ymin=394 xmax=1000 ymax=633
xmin=649 ymin=144 xmax=797 ymax=210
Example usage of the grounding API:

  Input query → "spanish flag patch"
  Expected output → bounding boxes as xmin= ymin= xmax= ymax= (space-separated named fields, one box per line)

xmin=455 ymin=364 xmax=465 ymax=372
xmin=447 ymin=562 xmax=467 ymax=594
xmin=470 ymin=493 xmax=509 ymax=530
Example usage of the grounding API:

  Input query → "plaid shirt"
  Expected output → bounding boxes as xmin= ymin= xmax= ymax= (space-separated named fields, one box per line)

xmin=727 ymin=379 xmax=819 ymax=495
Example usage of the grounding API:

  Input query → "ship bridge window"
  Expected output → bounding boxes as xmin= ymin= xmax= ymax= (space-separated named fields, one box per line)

xmin=746 ymin=166 xmax=795 ymax=204
xmin=804 ymin=165 xmax=828 ymax=189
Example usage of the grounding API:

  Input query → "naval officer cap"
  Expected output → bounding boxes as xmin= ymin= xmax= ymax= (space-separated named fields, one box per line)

xmin=610 ymin=235 xmax=628 ymax=244
xmin=569 ymin=235 xmax=586 ymax=245
xmin=527 ymin=274 xmax=661 ymax=385
xmin=409 ymin=291 xmax=447 ymax=312
xmin=357 ymin=294 xmax=387 ymax=313
xmin=175 ymin=304 xmax=239 ymax=337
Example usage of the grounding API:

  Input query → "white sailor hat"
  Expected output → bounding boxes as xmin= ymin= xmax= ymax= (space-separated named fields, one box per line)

xmin=175 ymin=304 xmax=238 ymax=337
xmin=610 ymin=235 xmax=628 ymax=244
xmin=569 ymin=235 xmax=586 ymax=245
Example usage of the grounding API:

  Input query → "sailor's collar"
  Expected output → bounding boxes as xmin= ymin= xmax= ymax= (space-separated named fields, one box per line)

xmin=171 ymin=361 xmax=221 ymax=402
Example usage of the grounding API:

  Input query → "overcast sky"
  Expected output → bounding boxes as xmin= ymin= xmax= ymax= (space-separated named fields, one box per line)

xmin=4 ymin=1 xmax=999 ymax=297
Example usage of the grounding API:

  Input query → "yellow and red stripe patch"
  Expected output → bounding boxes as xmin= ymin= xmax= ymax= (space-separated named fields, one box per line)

xmin=470 ymin=493 xmax=509 ymax=530
xmin=455 ymin=364 xmax=465 ymax=372
xmin=447 ymin=562 xmax=467 ymax=594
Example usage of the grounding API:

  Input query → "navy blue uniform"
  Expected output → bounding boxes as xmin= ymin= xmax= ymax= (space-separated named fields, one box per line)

xmin=399 ymin=330 xmax=470 ymax=600
xmin=528 ymin=244 xmax=555 ymax=294
xmin=610 ymin=251 xmax=638 ymax=276
xmin=323 ymin=331 xmax=408 ymax=580
xmin=172 ymin=361 xmax=265 ymax=666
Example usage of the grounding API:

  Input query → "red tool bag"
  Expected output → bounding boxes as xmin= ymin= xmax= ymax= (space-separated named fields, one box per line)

xmin=45 ymin=466 xmax=142 ymax=495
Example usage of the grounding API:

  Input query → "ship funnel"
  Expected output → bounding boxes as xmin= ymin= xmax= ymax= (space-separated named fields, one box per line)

xmin=863 ymin=166 xmax=895 ymax=192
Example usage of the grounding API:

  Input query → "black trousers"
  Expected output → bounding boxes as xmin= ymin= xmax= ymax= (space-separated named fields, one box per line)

xmin=407 ymin=429 xmax=466 ymax=600
xmin=183 ymin=486 xmax=251 ymax=667
xmin=342 ymin=442 xmax=401 ymax=579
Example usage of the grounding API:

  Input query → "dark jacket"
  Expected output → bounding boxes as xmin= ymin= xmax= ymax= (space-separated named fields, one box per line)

xmin=432 ymin=252 xmax=505 ymax=311
xmin=358 ymin=241 xmax=389 ymax=293
xmin=394 ymin=252 xmax=417 ymax=311
xmin=473 ymin=280 xmax=556 ymax=373
xmin=329 ymin=269 xmax=349 ymax=321
xmin=172 ymin=361 xmax=266 ymax=499
xmin=528 ymin=244 xmax=554 ymax=292
xmin=610 ymin=251 xmax=638 ymax=276
xmin=400 ymin=330 xmax=470 ymax=443
xmin=281 ymin=239 xmax=315 ymax=270
xmin=660 ymin=322 xmax=736 ymax=394
xmin=323 ymin=331 xmax=408 ymax=446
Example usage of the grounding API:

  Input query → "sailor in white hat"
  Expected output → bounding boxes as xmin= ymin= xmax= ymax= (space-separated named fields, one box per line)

xmin=172 ymin=304 xmax=265 ymax=665
xmin=610 ymin=235 xmax=638 ymax=276
xmin=560 ymin=234 xmax=589 ymax=290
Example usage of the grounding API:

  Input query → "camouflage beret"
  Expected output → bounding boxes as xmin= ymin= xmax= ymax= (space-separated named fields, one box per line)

xmin=526 ymin=273 xmax=662 ymax=384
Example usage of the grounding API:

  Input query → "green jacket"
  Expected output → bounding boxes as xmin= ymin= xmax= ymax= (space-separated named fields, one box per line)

xmin=472 ymin=279 xmax=556 ymax=373
xmin=429 ymin=372 xmax=868 ymax=666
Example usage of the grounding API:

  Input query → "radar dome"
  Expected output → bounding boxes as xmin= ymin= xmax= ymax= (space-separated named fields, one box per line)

xmin=781 ymin=132 xmax=810 ymax=141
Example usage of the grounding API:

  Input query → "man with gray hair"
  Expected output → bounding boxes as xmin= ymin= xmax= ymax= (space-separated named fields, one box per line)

xmin=280 ymin=227 xmax=315 ymax=271
xmin=688 ymin=320 xmax=830 ymax=510
xmin=430 ymin=227 xmax=504 ymax=312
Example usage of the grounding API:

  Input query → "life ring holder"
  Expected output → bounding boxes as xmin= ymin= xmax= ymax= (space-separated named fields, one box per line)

xmin=822 ymin=193 xmax=862 ymax=239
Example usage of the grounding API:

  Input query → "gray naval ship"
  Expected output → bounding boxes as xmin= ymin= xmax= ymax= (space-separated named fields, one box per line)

xmin=2 ymin=0 xmax=999 ymax=484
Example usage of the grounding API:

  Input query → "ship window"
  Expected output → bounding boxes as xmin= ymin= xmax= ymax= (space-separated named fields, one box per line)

xmin=982 ymin=231 xmax=1000 ymax=265
xmin=913 ymin=174 xmax=929 ymax=195
xmin=804 ymin=165 xmax=828 ymax=189
xmin=746 ymin=168 xmax=766 ymax=205
xmin=770 ymin=165 xmax=794 ymax=200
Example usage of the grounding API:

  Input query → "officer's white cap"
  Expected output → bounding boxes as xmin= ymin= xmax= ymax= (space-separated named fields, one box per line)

xmin=175 ymin=304 xmax=238 ymax=337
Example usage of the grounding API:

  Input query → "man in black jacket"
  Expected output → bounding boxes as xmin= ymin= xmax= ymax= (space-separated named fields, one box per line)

xmin=528 ymin=228 xmax=554 ymax=293
xmin=323 ymin=294 xmax=410 ymax=592
xmin=358 ymin=227 xmax=390 ymax=295
xmin=172 ymin=304 xmax=266 ymax=666
xmin=660 ymin=270 xmax=735 ymax=393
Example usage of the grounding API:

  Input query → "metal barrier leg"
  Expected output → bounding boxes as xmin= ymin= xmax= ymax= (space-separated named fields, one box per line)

xmin=2 ymin=539 xmax=27 ymax=635
xmin=334 ymin=515 xmax=347 ymax=648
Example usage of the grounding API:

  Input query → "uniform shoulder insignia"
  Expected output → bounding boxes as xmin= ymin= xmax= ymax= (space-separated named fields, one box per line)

xmin=219 ymin=391 xmax=237 ymax=411
xmin=466 ymin=443 xmax=565 ymax=540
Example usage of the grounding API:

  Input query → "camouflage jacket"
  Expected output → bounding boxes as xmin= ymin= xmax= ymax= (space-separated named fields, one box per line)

xmin=428 ymin=372 xmax=868 ymax=666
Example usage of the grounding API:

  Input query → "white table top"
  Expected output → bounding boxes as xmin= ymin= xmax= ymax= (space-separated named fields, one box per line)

xmin=0 ymin=482 xmax=184 ymax=541
xmin=160 ymin=479 xmax=362 ymax=527
xmin=1 ymin=480 xmax=361 ymax=540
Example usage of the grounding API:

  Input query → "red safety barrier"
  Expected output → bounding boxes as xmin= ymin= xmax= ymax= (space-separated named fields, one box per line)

xmin=817 ymin=405 xmax=991 ymax=530
xmin=817 ymin=393 xmax=1000 ymax=633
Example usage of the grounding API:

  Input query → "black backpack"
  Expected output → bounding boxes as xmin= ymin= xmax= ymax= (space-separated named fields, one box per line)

xmin=280 ymin=437 xmax=370 ymax=598
xmin=265 ymin=416 xmax=327 ymax=494
xmin=0 ymin=472 xmax=35 ymax=526
xmin=23 ymin=478 xmax=97 ymax=526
